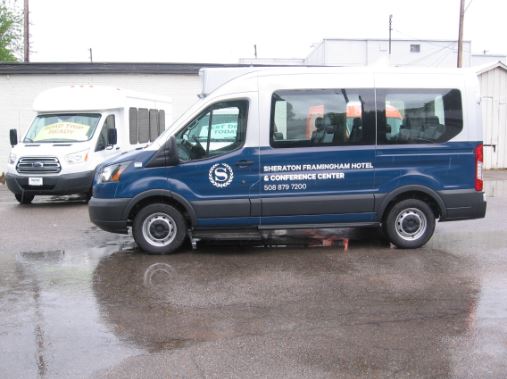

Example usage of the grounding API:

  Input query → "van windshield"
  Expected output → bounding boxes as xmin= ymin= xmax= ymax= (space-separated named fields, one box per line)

xmin=23 ymin=113 xmax=101 ymax=143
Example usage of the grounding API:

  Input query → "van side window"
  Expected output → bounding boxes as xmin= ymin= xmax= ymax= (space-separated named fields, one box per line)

xmin=175 ymin=100 xmax=248 ymax=161
xmin=377 ymin=89 xmax=463 ymax=144
xmin=95 ymin=115 xmax=115 ymax=151
xmin=270 ymin=89 xmax=375 ymax=148
xmin=129 ymin=108 xmax=166 ymax=144
xmin=138 ymin=108 xmax=150 ymax=143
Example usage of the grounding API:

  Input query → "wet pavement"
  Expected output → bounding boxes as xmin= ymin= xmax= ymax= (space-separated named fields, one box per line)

xmin=0 ymin=172 xmax=506 ymax=378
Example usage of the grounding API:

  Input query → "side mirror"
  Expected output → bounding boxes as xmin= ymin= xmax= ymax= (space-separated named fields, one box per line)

xmin=9 ymin=129 xmax=18 ymax=147
xmin=107 ymin=128 xmax=117 ymax=146
xmin=146 ymin=135 xmax=179 ymax=168
xmin=165 ymin=136 xmax=180 ymax=166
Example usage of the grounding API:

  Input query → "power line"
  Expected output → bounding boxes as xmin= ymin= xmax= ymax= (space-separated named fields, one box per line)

xmin=392 ymin=28 xmax=472 ymax=53
xmin=398 ymin=41 xmax=457 ymax=66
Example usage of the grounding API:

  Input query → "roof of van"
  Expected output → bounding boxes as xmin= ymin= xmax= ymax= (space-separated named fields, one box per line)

xmin=205 ymin=66 xmax=477 ymax=98
xmin=33 ymin=85 xmax=172 ymax=112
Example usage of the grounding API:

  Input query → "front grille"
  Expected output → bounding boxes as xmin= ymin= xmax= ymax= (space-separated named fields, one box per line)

xmin=16 ymin=157 xmax=61 ymax=174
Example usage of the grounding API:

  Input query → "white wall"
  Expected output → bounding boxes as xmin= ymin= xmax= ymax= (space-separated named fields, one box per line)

xmin=479 ymin=67 xmax=507 ymax=169
xmin=323 ymin=40 xmax=368 ymax=66
xmin=305 ymin=41 xmax=326 ymax=66
xmin=303 ymin=39 xmax=474 ymax=68
xmin=0 ymin=74 xmax=201 ymax=171
xmin=472 ymin=54 xmax=506 ymax=66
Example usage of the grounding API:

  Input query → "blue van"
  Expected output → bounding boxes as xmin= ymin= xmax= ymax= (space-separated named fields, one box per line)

xmin=89 ymin=67 xmax=486 ymax=254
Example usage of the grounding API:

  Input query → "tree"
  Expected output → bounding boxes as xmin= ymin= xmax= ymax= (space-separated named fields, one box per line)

xmin=0 ymin=0 xmax=22 ymax=62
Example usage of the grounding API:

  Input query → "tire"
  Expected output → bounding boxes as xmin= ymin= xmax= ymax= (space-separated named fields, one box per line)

xmin=384 ymin=199 xmax=436 ymax=249
xmin=82 ymin=191 xmax=92 ymax=203
xmin=132 ymin=203 xmax=187 ymax=254
xmin=15 ymin=193 xmax=35 ymax=204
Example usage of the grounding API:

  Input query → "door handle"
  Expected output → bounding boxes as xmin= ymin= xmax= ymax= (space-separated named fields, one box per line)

xmin=235 ymin=160 xmax=254 ymax=168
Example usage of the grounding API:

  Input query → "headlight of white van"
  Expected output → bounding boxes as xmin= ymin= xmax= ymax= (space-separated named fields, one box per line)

xmin=65 ymin=149 xmax=89 ymax=164
xmin=8 ymin=153 xmax=16 ymax=164
xmin=99 ymin=162 xmax=130 ymax=183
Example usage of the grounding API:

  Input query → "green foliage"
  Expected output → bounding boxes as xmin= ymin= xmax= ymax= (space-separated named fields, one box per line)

xmin=0 ymin=0 xmax=22 ymax=62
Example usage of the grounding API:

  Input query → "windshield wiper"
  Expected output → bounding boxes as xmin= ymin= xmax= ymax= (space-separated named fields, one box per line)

xmin=32 ymin=138 xmax=80 ymax=143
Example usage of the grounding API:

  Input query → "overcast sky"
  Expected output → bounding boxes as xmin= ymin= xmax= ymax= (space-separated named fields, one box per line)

xmin=19 ymin=0 xmax=507 ymax=63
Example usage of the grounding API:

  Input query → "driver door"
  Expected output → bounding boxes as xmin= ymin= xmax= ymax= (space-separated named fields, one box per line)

xmin=169 ymin=99 xmax=259 ymax=227
xmin=93 ymin=114 xmax=119 ymax=165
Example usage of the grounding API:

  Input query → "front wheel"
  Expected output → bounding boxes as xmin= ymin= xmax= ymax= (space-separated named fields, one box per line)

xmin=132 ymin=203 xmax=187 ymax=254
xmin=384 ymin=199 xmax=436 ymax=249
xmin=15 ymin=193 xmax=35 ymax=204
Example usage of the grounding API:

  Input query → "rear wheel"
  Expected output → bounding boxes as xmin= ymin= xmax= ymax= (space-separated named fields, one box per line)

xmin=15 ymin=193 xmax=35 ymax=204
xmin=384 ymin=199 xmax=435 ymax=249
xmin=132 ymin=203 xmax=186 ymax=254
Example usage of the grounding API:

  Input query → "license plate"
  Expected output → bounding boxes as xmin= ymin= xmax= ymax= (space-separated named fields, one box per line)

xmin=29 ymin=177 xmax=43 ymax=186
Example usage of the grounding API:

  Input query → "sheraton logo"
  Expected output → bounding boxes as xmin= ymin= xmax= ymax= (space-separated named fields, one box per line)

xmin=209 ymin=163 xmax=234 ymax=188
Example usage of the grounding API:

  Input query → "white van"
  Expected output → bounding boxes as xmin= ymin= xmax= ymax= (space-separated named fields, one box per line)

xmin=6 ymin=85 xmax=172 ymax=204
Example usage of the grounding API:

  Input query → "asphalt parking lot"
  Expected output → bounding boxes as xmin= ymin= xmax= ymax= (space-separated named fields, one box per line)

xmin=0 ymin=172 xmax=506 ymax=378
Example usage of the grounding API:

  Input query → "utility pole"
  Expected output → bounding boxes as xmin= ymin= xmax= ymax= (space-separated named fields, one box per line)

xmin=254 ymin=44 xmax=257 ymax=59
xmin=388 ymin=15 xmax=393 ymax=56
xmin=457 ymin=0 xmax=465 ymax=67
xmin=89 ymin=48 xmax=93 ymax=63
xmin=23 ymin=0 xmax=29 ymax=62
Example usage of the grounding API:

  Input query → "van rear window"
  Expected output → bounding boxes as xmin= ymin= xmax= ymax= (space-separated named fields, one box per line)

xmin=377 ymin=89 xmax=463 ymax=144
xmin=270 ymin=88 xmax=464 ymax=148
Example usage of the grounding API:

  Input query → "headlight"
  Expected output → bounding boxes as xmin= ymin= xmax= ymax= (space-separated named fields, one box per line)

xmin=8 ymin=153 xmax=16 ymax=164
xmin=99 ymin=162 xmax=130 ymax=183
xmin=65 ymin=149 xmax=89 ymax=164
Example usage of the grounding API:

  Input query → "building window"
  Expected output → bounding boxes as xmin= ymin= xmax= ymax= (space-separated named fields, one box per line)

xmin=410 ymin=44 xmax=421 ymax=53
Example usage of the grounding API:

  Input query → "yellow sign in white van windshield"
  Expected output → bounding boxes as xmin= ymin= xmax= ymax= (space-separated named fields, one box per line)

xmin=24 ymin=113 xmax=101 ymax=143
xmin=33 ymin=122 xmax=91 ymax=142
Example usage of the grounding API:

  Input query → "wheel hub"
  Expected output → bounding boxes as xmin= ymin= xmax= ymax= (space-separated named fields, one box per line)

xmin=150 ymin=221 xmax=170 ymax=239
xmin=142 ymin=213 xmax=177 ymax=247
xmin=402 ymin=215 xmax=420 ymax=234
xmin=395 ymin=208 xmax=427 ymax=241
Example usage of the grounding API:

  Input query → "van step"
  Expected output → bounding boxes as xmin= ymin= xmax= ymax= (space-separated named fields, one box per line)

xmin=191 ymin=230 xmax=263 ymax=241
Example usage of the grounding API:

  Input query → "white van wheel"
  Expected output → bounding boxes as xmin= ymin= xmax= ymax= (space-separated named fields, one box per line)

xmin=15 ymin=193 xmax=34 ymax=204
xmin=385 ymin=199 xmax=435 ymax=249
xmin=133 ymin=203 xmax=186 ymax=254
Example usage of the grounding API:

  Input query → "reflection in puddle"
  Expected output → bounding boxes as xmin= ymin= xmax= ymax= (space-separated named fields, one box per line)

xmin=143 ymin=263 xmax=175 ymax=287
xmin=448 ymin=275 xmax=507 ymax=377
xmin=92 ymin=247 xmax=481 ymax=376
xmin=2 ymin=248 xmax=140 ymax=378
xmin=17 ymin=250 xmax=65 ymax=264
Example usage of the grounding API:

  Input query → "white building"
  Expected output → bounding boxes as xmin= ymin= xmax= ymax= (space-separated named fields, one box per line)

xmin=477 ymin=61 xmax=507 ymax=169
xmin=240 ymin=38 xmax=506 ymax=68
xmin=307 ymin=38 xmax=474 ymax=67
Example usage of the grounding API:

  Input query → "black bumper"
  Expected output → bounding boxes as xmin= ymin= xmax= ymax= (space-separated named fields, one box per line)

xmin=439 ymin=189 xmax=487 ymax=221
xmin=6 ymin=171 xmax=94 ymax=196
xmin=88 ymin=197 xmax=131 ymax=234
